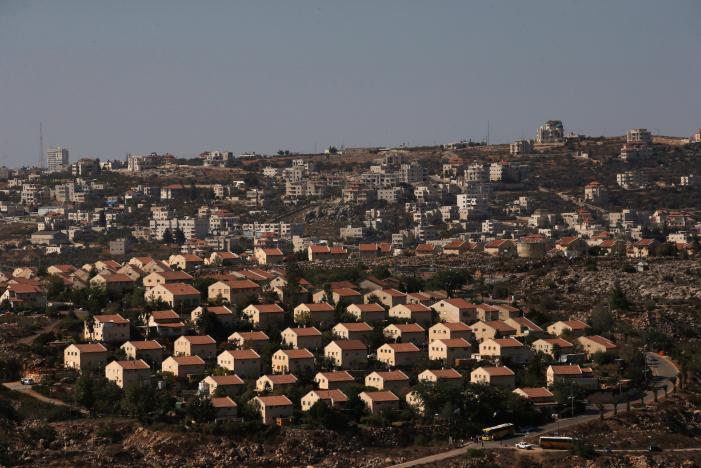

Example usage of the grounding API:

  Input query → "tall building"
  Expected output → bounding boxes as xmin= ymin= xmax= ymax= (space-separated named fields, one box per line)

xmin=47 ymin=147 xmax=69 ymax=172
xmin=535 ymin=120 xmax=564 ymax=144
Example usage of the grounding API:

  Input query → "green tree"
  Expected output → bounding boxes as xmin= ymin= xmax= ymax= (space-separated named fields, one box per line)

xmin=174 ymin=228 xmax=186 ymax=245
xmin=162 ymin=229 xmax=174 ymax=244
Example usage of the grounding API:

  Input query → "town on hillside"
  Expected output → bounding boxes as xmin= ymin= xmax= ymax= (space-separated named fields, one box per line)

xmin=0 ymin=122 xmax=700 ymax=465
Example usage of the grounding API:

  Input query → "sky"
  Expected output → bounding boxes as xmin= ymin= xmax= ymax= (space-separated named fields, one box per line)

xmin=0 ymin=0 xmax=700 ymax=167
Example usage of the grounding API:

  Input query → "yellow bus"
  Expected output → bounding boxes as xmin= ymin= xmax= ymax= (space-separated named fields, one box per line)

xmin=539 ymin=436 xmax=577 ymax=450
xmin=481 ymin=423 xmax=515 ymax=441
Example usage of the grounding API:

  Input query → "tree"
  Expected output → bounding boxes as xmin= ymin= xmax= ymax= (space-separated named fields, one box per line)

xmin=185 ymin=396 xmax=215 ymax=423
xmin=174 ymin=228 xmax=186 ymax=245
xmin=74 ymin=375 xmax=97 ymax=412
xmin=590 ymin=306 xmax=614 ymax=335
xmin=162 ymin=229 xmax=174 ymax=244
xmin=609 ymin=282 xmax=631 ymax=310
xmin=121 ymin=382 xmax=156 ymax=420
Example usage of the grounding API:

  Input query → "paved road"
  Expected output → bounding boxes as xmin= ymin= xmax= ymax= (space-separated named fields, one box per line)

xmin=390 ymin=353 xmax=679 ymax=468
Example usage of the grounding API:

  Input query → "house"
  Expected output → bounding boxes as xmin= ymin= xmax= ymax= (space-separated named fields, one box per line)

xmin=346 ymin=303 xmax=386 ymax=322
xmin=383 ymin=323 xmax=426 ymax=346
xmin=272 ymin=349 xmax=315 ymax=374
xmin=432 ymin=298 xmax=477 ymax=323
xmin=332 ymin=322 xmax=373 ymax=341
xmin=0 ymin=283 xmax=46 ymax=308
xmin=513 ymin=387 xmax=556 ymax=408
xmin=479 ymin=338 xmax=532 ymax=364
xmin=147 ymin=309 xmax=181 ymax=326
xmin=212 ymin=396 xmax=238 ymax=419
xmin=105 ymin=360 xmax=151 ymax=388
xmin=555 ymin=237 xmax=587 ymax=259
xmin=208 ymin=279 xmax=261 ymax=305
xmin=253 ymin=247 xmax=284 ymax=265
xmin=120 ymin=340 xmax=164 ymax=364
xmin=418 ymin=368 xmax=463 ymax=384
xmin=388 ymin=303 xmax=433 ymax=325
xmin=242 ymin=303 xmax=285 ymax=328
xmin=314 ymin=371 xmax=356 ymax=390
xmin=357 ymin=242 xmax=391 ymax=259
xmin=547 ymin=319 xmax=590 ymax=338
xmin=256 ymin=374 xmax=298 ymax=393
xmin=251 ymin=395 xmax=294 ymax=425
xmin=629 ymin=239 xmax=659 ymax=258
xmin=428 ymin=322 xmax=472 ymax=343
xmin=429 ymin=338 xmax=471 ymax=365
xmin=470 ymin=366 xmax=516 ymax=388
xmin=174 ymin=335 xmax=217 ymax=359
xmin=281 ymin=327 xmax=323 ymax=350
xmin=301 ymin=389 xmax=349 ymax=411
xmin=324 ymin=340 xmax=368 ymax=369
xmin=376 ymin=342 xmax=421 ymax=367
xmin=598 ymin=239 xmax=627 ymax=256
xmin=228 ymin=331 xmax=270 ymax=351
xmin=476 ymin=304 xmax=500 ymax=322
xmin=483 ymin=239 xmax=516 ymax=256
xmin=143 ymin=270 xmax=193 ymax=290
xmin=168 ymin=253 xmax=204 ymax=271
xmin=532 ymin=338 xmax=574 ymax=358
xmin=146 ymin=283 xmax=200 ymax=312
xmin=312 ymin=288 xmax=363 ymax=305
xmin=161 ymin=355 xmax=206 ymax=378
xmin=293 ymin=302 xmax=335 ymax=324
xmin=90 ymin=273 xmax=134 ymax=293
xmin=504 ymin=316 xmax=543 ymax=336
xmin=63 ymin=343 xmax=108 ymax=371
xmin=546 ymin=365 xmax=598 ymax=388
xmin=406 ymin=291 xmax=434 ymax=306
xmin=365 ymin=370 xmax=410 ymax=396
xmin=493 ymin=304 xmax=521 ymax=320
xmin=443 ymin=240 xmax=471 ymax=255
xmin=191 ymin=305 xmax=236 ymax=328
xmin=47 ymin=264 xmax=77 ymax=276
xmin=415 ymin=243 xmax=436 ymax=256
xmin=199 ymin=375 xmax=245 ymax=396
xmin=577 ymin=335 xmax=617 ymax=357
xmin=206 ymin=251 xmax=240 ymax=266
xmin=364 ymin=288 xmax=407 ymax=308
xmin=84 ymin=314 xmax=130 ymax=342
xmin=358 ymin=391 xmax=399 ymax=415
xmin=117 ymin=264 xmax=145 ymax=282
xmin=217 ymin=349 xmax=262 ymax=378
xmin=470 ymin=320 xmax=517 ymax=342
xmin=146 ymin=309 xmax=187 ymax=337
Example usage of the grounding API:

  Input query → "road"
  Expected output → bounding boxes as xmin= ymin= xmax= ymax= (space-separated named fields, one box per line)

xmin=537 ymin=186 xmax=608 ymax=215
xmin=390 ymin=353 xmax=679 ymax=468
xmin=2 ymin=381 xmax=88 ymax=415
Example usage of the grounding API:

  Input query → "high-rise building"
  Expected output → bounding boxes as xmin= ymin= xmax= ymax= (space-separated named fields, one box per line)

xmin=47 ymin=147 xmax=69 ymax=172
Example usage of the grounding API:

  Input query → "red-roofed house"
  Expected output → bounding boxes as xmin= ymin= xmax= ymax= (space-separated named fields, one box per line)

xmin=432 ymin=298 xmax=477 ymax=323
xmin=217 ymin=349 xmax=262 ymax=378
xmin=84 ymin=314 xmax=130 ymax=342
xmin=324 ymin=340 xmax=368 ymax=369
xmin=254 ymin=247 xmax=284 ymax=265
xmin=376 ymin=342 xmax=421 ymax=367
xmin=470 ymin=366 xmax=516 ymax=388
xmin=429 ymin=338 xmax=472 ymax=365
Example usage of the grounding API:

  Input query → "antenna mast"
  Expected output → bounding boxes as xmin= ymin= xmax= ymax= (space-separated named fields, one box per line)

xmin=39 ymin=123 xmax=44 ymax=169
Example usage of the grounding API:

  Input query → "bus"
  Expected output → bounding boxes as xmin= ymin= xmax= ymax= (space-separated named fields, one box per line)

xmin=481 ymin=423 xmax=515 ymax=441
xmin=539 ymin=436 xmax=577 ymax=450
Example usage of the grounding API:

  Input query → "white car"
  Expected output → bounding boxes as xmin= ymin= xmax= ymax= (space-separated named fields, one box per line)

xmin=20 ymin=377 xmax=35 ymax=385
xmin=515 ymin=441 xmax=533 ymax=450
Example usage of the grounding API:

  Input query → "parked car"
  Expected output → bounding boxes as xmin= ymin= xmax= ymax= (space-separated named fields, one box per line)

xmin=515 ymin=441 xmax=533 ymax=450
xmin=20 ymin=377 xmax=35 ymax=385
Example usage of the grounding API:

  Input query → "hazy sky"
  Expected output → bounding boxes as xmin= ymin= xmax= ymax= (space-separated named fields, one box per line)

xmin=1 ymin=1 xmax=700 ymax=167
